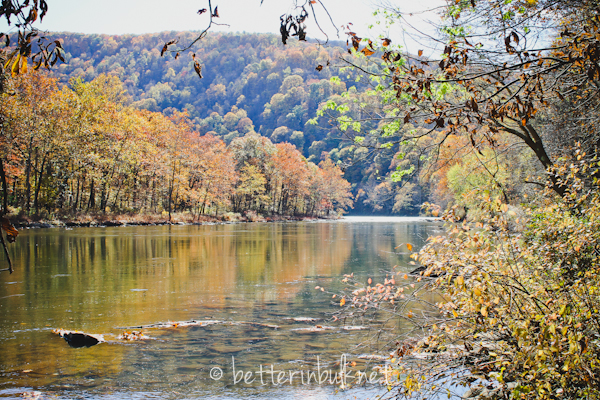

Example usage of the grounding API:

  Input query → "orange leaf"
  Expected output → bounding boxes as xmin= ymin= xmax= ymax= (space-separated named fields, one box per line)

xmin=340 ymin=298 xmax=346 ymax=306
xmin=1 ymin=217 xmax=18 ymax=242
xmin=361 ymin=47 xmax=375 ymax=56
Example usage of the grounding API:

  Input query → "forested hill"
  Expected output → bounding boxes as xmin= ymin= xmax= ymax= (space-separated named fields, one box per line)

xmin=39 ymin=31 xmax=422 ymax=215
xmin=48 ymin=32 xmax=351 ymax=150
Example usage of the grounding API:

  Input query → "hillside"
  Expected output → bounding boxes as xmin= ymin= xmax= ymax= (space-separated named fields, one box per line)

xmin=41 ymin=31 xmax=422 ymax=215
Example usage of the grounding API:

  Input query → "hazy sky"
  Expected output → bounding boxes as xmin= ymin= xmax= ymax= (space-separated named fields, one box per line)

xmin=1 ymin=0 xmax=444 ymax=52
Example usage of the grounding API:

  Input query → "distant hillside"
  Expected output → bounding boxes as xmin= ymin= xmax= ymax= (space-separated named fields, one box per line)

xmin=45 ymin=33 xmax=352 ymax=148
xmin=40 ymin=31 xmax=423 ymax=215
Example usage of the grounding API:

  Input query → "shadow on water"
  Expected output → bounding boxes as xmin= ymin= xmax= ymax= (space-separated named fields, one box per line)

xmin=0 ymin=218 xmax=441 ymax=399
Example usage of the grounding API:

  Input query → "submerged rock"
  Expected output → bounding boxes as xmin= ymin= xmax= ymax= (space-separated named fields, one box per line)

xmin=290 ymin=325 xmax=336 ymax=332
xmin=117 ymin=331 xmax=150 ymax=341
xmin=284 ymin=317 xmax=321 ymax=322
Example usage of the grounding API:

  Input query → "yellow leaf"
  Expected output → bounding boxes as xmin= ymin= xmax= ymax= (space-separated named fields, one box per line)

xmin=20 ymin=57 xmax=27 ymax=74
xmin=473 ymin=287 xmax=482 ymax=296
xmin=406 ymin=243 xmax=413 ymax=252
xmin=480 ymin=306 xmax=488 ymax=317
xmin=456 ymin=275 xmax=464 ymax=286
xmin=11 ymin=54 xmax=21 ymax=77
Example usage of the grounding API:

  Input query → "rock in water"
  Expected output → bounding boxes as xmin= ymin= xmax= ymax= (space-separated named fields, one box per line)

xmin=52 ymin=329 xmax=105 ymax=348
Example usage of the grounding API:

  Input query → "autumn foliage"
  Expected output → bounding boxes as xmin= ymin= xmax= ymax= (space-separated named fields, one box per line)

xmin=0 ymin=72 xmax=353 ymax=220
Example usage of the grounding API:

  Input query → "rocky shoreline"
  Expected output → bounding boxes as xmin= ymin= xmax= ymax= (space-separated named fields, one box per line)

xmin=8 ymin=213 xmax=335 ymax=230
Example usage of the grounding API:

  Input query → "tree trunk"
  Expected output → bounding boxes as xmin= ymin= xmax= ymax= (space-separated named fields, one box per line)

xmin=0 ymin=158 xmax=9 ymax=214
xmin=74 ymin=175 xmax=81 ymax=212
xmin=168 ymin=162 xmax=176 ymax=222
xmin=33 ymin=154 xmax=47 ymax=214
xmin=24 ymin=153 xmax=31 ymax=213
xmin=88 ymin=178 xmax=95 ymax=210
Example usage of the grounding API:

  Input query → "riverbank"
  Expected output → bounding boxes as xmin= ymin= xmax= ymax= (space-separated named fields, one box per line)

xmin=6 ymin=211 xmax=333 ymax=229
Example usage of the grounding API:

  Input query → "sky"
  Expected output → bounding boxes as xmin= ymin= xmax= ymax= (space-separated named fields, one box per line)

xmin=1 ymin=0 xmax=444 ymax=53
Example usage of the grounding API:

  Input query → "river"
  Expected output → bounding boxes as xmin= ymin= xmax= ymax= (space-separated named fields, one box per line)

xmin=0 ymin=217 xmax=441 ymax=399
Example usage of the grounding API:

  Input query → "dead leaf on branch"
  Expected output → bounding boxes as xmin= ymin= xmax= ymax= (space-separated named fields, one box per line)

xmin=1 ymin=217 xmax=18 ymax=243
xmin=160 ymin=40 xmax=177 ymax=57
xmin=192 ymin=53 xmax=203 ymax=79
xmin=280 ymin=7 xmax=309 ymax=45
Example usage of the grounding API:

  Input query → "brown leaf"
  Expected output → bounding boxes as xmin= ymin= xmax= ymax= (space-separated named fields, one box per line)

xmin=361 ymin=47 xmax=375 ymax=56
xmin=192 ymin=54 xmax=203 ymax=79
xmin=382 ymin=38 xmax=391 ymax=47
xmin=1 ymin=217 xmax=18 ymax=243
xmin=212 ymin=6 xmax=219 ymax=18
xmin=511 ymin=31 xmax=519 ymax=46
xmin=316 ymin=64 xmax=323 ymax=71
xmin=197 ymin=8 xmax=207 ymax=15
xmin=418 ymin=49 xmax=423 ymax=57
xmin=160 ymin=40 xmax=176 ymax=57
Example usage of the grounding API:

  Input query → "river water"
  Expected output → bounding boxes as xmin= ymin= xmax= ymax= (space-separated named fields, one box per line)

xmin=0 ymin=217 xmax=441 ymax=399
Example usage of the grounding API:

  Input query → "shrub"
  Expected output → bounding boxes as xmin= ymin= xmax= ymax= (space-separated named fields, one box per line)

xmin=337 ymin=152 xmax=600 ymax=399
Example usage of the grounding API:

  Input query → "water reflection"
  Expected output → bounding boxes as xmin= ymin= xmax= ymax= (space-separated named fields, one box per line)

xmin=0 ymin=218 xmax=440 ymax=399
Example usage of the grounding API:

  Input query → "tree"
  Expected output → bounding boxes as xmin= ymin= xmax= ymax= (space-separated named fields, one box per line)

xmin=332 ymin=0 xmax=600 ymax=197
xmin=271 ymin=142 xmax=310 ymax=214
xmin=315 ymin=158 xmax=353 ymax=214
xmin=0 ymin=0 xmax=64 ymax=83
